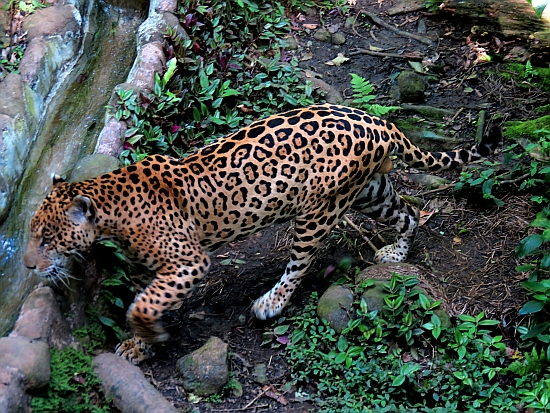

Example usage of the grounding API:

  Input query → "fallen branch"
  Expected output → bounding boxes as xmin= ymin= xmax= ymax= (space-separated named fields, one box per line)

xmin=499 ymin=172 xmax=530 ymax=185
xmin=212 ymin=388 xmax=269 ymax=412
xmin=416 ymin=183 xmax=455 ymax=196
xmin=349 ymin=48 xmax=424 ymax=60
xmin=359 ymin=9 xmax=433 ymax=45
xmin=476 ymin=109 xmax=486 ymax=144
xmin=400 ymin=104 xmax=455 ymax=117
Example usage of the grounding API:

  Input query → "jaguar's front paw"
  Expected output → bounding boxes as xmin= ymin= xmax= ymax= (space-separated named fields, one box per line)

xmin=374 ymin=245 xmax=406 ymax=264
xmin=115 ymin=335 xmax=154 ymax=365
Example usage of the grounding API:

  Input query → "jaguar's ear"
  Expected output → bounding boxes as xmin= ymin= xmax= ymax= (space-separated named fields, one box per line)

xmin=52 ymin=174 xmax=66 ymax=186
xmin=68 ymin=195 xmax=96 ymax=224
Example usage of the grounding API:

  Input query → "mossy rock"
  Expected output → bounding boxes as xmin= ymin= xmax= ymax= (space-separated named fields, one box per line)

xmin=503 ymin=116 xmax=550 ymax=141
xmin=317 ymin=285 xmax=353 ymax=333
xmin=397 ymin=71 xmax=426 ymax=103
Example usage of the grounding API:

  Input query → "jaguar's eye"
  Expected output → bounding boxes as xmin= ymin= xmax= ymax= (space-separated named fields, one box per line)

xmin=40 ymin=235 xmax=52 ymax=247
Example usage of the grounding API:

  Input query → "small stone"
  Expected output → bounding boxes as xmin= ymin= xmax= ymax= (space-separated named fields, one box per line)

xmin=176 ymin=337 xmax=228 ymax=396
xmin=281 ymin=35 xmax=298 ymax=50
xmin=331 ymin=32 xmax=346 ymax=45
xmin=360 ymin=282 xmax=387 ymax=313
xmin=0 ymin=337 xmax=50 ymax=389
xmin=356 ymin=263 xmax=423 ymax=284
xmin=313 ymin=27 xmax=331 ymax=42
xmin=326 ymin=89 xmax=344 ymax=105
xmin=389 ymin=84 xmax=401 ymax=101
xmin=344 ymin=16 xmax=357 ymax=29
xmin=397 ymin=71 xmax=427 ymax=103
xmin=0 ymin=365 xmax=29 ymax=413
xmin=317 ymin=285 xmax=353 ymax=333
xmin=252 ymin=363 xmax=269 ymax=385
xmin=356 ymin=264 xmax=452 ymax=329
xmin=408 ymin=173 xmax=448 ymax=189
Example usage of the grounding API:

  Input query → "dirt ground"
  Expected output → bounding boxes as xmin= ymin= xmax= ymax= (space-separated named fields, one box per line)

xmin=118 ymin=2 xmax=550 ymax=412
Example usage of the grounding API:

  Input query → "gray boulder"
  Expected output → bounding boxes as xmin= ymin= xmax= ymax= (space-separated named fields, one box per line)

xmin=176 ymin=337 xmax=229 ymax=396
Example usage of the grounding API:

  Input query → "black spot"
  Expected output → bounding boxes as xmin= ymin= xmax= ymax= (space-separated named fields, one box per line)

xmin=267 ymin=117 xmax=285 ymax=128
xmin=219 ymin=141 xmax=236 ymax=154
xmin=248 ymin=126 xmax=266 ymax=139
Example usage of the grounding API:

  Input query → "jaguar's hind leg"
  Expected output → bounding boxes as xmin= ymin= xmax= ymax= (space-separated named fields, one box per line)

xmin=352 ymin=173 xmax=420 ymax=263
xmin=252 ymin=209 xmax=342 ymax=320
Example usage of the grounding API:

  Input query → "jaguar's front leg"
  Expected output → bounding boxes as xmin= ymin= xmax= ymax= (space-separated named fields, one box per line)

xmin=126 ymin=251 xmax=212 ymax=343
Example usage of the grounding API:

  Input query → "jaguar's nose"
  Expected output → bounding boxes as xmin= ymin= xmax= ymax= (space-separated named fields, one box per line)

xmin=23 ymin=250 xmax=37 ymax=270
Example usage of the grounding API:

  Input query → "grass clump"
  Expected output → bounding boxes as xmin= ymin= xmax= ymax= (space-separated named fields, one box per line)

xmin=31 ymin=347 xmax=115 ymax=413
xmin=286 ymin=273 xmax=550 ymax=412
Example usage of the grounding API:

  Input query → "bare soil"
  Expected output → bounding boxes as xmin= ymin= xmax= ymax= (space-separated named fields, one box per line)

xmin=118 ymin=2 xmax=547 ymax=412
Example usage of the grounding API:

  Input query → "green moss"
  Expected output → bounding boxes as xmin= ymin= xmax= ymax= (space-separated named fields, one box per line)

xmin=494 ymin=63 xmax=550 ymax=92
xmin=503 ymin=116 xmax=550 ymax=140
xmin=31 ymin=347 xmax=115 ymax=413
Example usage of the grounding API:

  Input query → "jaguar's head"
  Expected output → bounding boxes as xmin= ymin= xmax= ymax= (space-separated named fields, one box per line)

xmin=24 ymin=175 xmax=97 ymax=283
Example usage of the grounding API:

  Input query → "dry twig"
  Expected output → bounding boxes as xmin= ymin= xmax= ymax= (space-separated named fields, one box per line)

xmin=349 ymin=48 xmax=423 ymax=60
xmin=359 ymin=9 xmax=433 ymax=45
xmin=343 ymin=214 xmax=379 ymax=253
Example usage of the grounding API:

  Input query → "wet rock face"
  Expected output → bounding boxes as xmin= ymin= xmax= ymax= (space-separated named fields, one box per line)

xmin=0 ymin=3 xmax=84 ymax=221
xmin=176 ymin=337 xmax=229 ymax=397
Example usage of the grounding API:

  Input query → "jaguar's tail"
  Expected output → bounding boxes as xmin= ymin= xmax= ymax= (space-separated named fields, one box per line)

xmin=393 ymin=125 xmax=502 ymax=172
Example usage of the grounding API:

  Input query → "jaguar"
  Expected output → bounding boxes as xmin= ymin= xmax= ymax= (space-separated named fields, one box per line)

xmin=24 ymin=104 xmax=500 ymax=363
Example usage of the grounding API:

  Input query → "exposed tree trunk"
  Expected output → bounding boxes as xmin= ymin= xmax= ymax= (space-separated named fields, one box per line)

xmin=443 ymin=0 xmax=550 ymax=50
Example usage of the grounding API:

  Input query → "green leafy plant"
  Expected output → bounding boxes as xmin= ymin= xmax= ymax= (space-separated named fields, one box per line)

xmin=349 ymin=73 xmax=399 ymax=117
xmin=525 ymin=60 xmax=539 ymax=82
xmin=455 ymin=128 xmax=550 ymax=208
xmin=115 ymin=0 xmax=314 ymax=164
xmin=515 ymin=207 xmax=550 ymax=344
xmin=31 ymin=347 xmax=115 ymax=413
xmin=2 ymin=0 xmax=46 ymax=13
xmin=455 ymin=162 xmax=506 ymax=207
xmin=0 ymin=44 xmax=25 ymax=78
xmin=285 ymin=273 xmax=550 ymax=412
